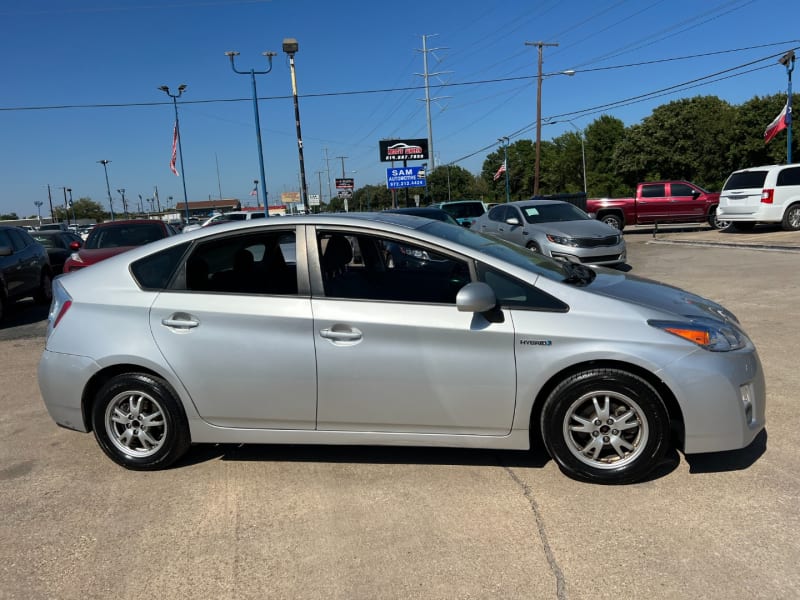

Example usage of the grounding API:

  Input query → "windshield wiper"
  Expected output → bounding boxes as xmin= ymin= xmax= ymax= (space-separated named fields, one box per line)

xmin=562 ymin=263 xmax=596 ymax=286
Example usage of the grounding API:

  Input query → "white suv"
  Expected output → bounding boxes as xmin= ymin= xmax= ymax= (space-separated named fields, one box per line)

xmin=718 ymin=164 xmax=800 ymax=231
xmin=182 ymin=210 xmax=266 ymax=233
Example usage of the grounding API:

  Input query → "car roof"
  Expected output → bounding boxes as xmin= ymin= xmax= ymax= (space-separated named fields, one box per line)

xmin=92 ymin=219 xmax=166 ymax=228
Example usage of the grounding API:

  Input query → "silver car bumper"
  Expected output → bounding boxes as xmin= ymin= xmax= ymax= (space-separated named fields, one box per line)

xmin=38 ymin=349 xmax=100 ymax=432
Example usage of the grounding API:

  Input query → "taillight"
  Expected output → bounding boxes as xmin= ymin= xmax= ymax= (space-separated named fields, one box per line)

xmin=53 ymin=300 xmax=72 ymax=329
xmin=761 ymin=189 xmax=774 ymax=204
xmin=46 ymin=279 xmax=73 ymax=338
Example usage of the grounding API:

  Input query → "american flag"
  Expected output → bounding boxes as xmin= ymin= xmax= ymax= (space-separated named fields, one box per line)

xmin=493 ymin=162 xmax=506 ymax=181
xmin=170 ymin=121 xmax=180 ymax=176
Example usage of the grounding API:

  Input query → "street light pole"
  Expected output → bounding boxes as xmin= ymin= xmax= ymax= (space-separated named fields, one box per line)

xmin=158 ymin=85 xmax=190 ymax=223
xmin=525 ymin=41 xmax=559 ymax=196
xmin=226 ymin=51 xmax=276 ymax=218
xmin=68 ymin=188 xmax=76 ymax=225
xmin=60 ymin=187 xmax=69 ymax=225
xmin=117 ymin=189 xmax=128 ymax=218
xmin=283 ymin=38 xmax=311 ymax=214
xmin=34 ymin=200 xmax=43 ymax=227
xmin=779 ymin=50 xmax=795 ymax=164
xmin=97 ymin=160 xmax=115 ymax=220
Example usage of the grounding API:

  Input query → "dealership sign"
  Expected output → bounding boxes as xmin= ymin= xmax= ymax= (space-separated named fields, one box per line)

xmin=379 ymin=138 xmax=429 ymax=162
xmin=386 ymin=166 xmax=426 ymax=189
xmin=335 ymin=178 xmax=354 ymax=189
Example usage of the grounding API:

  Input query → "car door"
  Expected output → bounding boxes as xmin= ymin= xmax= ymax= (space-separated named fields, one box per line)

xmin=7 ymin=229 xmax=40 ymax=295
xmin=669 ymin=182 xmax=706 ymax=221
xmin=636 ymin=183 xmax=670 ymax=223
xmin=148 ymin=227 xmax=318 ymax=430
xmin=310 ymin=227 xmax=517 ymax=436
xmin=500 ymin=205 xmax=527 ymax=247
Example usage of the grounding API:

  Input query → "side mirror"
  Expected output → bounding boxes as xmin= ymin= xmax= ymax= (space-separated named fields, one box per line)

xmin=456 ymin=282 xmax=497 ymax=313
xmin=505 ymin=217 xmax=521 ymax=226
xmin=691 ymin=190 xmax=701 ymax=198
xmin=69 ymin=241 xmax=82 ymax=250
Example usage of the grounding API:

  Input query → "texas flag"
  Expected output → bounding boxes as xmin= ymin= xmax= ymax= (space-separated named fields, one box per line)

xmin=764 ymin=103 xmax=790 ymax=144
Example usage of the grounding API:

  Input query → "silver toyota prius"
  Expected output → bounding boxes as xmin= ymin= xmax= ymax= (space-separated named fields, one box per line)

xmin=38 ymin=213 xmax=765 ymax=484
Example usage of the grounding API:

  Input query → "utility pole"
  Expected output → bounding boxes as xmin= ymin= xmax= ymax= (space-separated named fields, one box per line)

xmin=416 ymin=34 xmax=450 ymax=171
xmin=335 ymin=156 xmax=348 ymax=178
xmin=324 ymin=148 xmax=333 ymax=205
xmin=525 ymin=41 xmax=558 ymax=196
xmin=316 ymin=170 xmax=324 ymax=213
xmin=47 ymin=184 xmax=54 ymax=223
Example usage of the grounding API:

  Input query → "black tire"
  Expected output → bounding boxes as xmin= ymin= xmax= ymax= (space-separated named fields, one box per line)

xmin=600 ymin=213 xmax=624 ymax=231
xmin=526 ymin=241 xmax=541 ymax=254
xmin=708 ymin=207 xmax=730 ymax=230
xmin=91 ymin=373 xmax=190 ymax=470
xmin=34 ymin=270 xmax=53 ymax=305
xmin=731 ymin=221 xmax=756 ymax=232
xmin=781 ymin=204 xmax=800 ymax=231
xmin=540 ymin=369 xmax=669 ymax=484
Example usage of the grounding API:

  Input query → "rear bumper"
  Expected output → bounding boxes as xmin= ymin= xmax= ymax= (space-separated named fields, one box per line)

xmin=38 ymin=349 xmax=100 ymax=432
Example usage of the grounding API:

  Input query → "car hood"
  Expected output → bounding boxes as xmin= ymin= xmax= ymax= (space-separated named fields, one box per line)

xmin=532 ymin=219 xmax=619 ymax=237
xmin=74 ymin=247 xmax=135 ymax=264
xmin=586 ymin=269 xmax=738 ymax=325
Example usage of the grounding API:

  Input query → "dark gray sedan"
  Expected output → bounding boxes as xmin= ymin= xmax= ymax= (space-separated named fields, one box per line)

xmin=473 ymin=200 xmax=626 ymax=267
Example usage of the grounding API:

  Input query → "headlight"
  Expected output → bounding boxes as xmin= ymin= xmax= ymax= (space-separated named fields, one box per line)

xmin=648 ymin=319 xmax=748 ymax=352
xmin=545 ymin=234 xmax=579 ymax=247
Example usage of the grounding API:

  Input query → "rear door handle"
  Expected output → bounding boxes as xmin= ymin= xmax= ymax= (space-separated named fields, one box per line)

xmin=161 ymin=313 xmax=200 ymax=329
xmin=320 ymin=327 xmax=362 ymax=342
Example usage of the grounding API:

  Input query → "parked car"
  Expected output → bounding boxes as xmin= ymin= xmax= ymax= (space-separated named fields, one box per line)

xmin=38 ymin=214 xmax=764 ymax=484
xmin=31 ymin=230 xmax=84 ymax=275
xmin=182 ymin=210 xmax=266 ymax=233
xmin=38 ymin=223 xmax=69 ymax=232
xmin=385 ymin=207 xmax=459 ymax=225
xmin=717 ymin=164 xmax=800 ymax=231
xmin=473 ymin=200 xmax=626 ymax=267
xmin=0 ymin=225 xmax=52 ymax=323
xmin=429 ymin=200 xmax=487 ymax=227
xmin=380 ymin=207 xmax=460 ymax=269
xmin=63 ymin=219 xmax=174 ymax=273
xmin=586 ymin=180 xmax=727 ymax=230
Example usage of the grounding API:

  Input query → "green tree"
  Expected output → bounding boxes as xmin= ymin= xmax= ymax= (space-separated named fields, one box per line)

xmin=612 ymin=95 xmax=736 ymax=190
xmin=428 ymin=165 xmax=479 ymax=203
xmin=584 ymin=115 xmax=628 ymax=197
xmin=0 ymin=213 xmax=19 ymax=220
xmin=53 ymin=197 xmax=106 ymax=222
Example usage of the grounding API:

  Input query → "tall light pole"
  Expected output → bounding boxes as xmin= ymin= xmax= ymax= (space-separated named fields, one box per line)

xmin=226 ymin=50 xmax=276 ymax=218
xmin=498 ymin=137 xmax=510 ymax=203
xmin=283 ymin=38 xmax=311 ymax=214
xmin=97 ymin=160 xmax=115 ymax=220
xmin=60 ymin=186 xmax=69 ymax=225
xmin=68 ymin=188 xmax=76 ymax=225
xmin=779 ymin=50 xmax=795 ymax=164
xmin=158 ymin=85 xmax=190 ymax=223
xmin=34 ymin=200 xmax=43 ymax=227
xmin=117 ymin=188 xmax=128 ymax=218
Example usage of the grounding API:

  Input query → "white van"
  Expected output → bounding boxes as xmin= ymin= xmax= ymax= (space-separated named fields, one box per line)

xmin=718 ymin=164 xmax=800 ymax=231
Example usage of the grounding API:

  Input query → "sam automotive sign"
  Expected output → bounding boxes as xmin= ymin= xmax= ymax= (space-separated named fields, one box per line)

xmin=379 ymin=138 xmax=429 ymax=162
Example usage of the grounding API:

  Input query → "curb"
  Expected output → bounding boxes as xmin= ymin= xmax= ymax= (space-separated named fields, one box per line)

xmin=647 ymin=239 xmax=800 ymax=253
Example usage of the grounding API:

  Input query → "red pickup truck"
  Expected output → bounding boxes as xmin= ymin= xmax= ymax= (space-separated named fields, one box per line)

xmin=586 ymin=181 xmax=727 ymax=231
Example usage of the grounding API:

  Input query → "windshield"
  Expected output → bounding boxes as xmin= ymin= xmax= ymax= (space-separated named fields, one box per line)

xmin=522 ymin=202 xmax=590 ymax=224
xmin=418 ymin=220 xmax=568 ymax=281
xmin=84 ymin=223 xmax=165 ymax=249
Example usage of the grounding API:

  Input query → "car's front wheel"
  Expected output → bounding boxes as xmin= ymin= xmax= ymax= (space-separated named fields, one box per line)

xmin=91 ymin=373 xmax=190 ymax=470
xmin=526 ymin=241 xmax=541 ymax=253
xmin=540 ymin=369 xmax=669 ymax=484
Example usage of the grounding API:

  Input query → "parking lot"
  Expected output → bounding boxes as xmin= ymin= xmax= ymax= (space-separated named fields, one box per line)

xmin=1 ymin=227 xmax=799 ymax=600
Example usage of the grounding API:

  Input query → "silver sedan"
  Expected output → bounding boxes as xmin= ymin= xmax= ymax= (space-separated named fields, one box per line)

xmin=473 ymin=200 xmax=626 ymax=267
xmin=38 ymin=214 xmax=764 ymax=484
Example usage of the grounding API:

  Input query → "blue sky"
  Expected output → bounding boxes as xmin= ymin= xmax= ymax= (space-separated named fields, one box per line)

xmin=1 ymin=0 xmax=797 ymax=218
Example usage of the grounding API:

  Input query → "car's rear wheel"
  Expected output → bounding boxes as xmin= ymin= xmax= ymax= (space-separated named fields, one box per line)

xmin=600 ymin=213 xmax=624 ymax=231
xmin=540 ymin=369 xmax=669 ymax=484
xmin=91 ymin=373 xmax=190 ymax=470
xmin=782 ymin=204 xmax=800 ymax=231
xmin=34 ymin=271 xmax=52 ymax=304
xmin=708 ymin=207 xmax=730 ymax=230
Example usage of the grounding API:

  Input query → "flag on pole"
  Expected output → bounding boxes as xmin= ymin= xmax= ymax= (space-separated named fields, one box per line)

xmin=493 ymin=162 xmax=506 ymax=181
xmin=764 ymin=103 xmax=789 ymax=144
xmin=249 ymin=184 xmax=258 ymax=197
xmin=170 ymin=121 xmax=180 ymax=176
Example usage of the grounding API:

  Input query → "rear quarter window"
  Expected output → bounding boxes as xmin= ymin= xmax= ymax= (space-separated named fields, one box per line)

xmin=131 ymin=242 xmax=190 ymax=290
xmin=723 ymin=171 xmax=768 ymax=190
xmin=776 ymin=166 xmax=800 ymax=187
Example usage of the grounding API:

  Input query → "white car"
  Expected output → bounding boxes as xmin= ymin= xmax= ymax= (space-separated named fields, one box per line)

xmin=182 ymin=210 xmax=266 ymax=233
xmin=718 ymin=164 xmax=800 ymax=231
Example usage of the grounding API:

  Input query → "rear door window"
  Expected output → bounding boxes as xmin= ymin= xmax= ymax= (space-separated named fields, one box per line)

xmin=723 ymin=171 xmax=768 ymax=190
xmin=776 ymin=166 xmax=800 ymax=187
